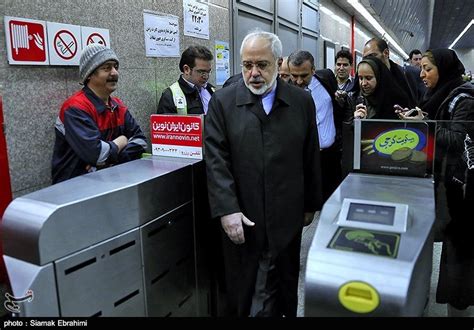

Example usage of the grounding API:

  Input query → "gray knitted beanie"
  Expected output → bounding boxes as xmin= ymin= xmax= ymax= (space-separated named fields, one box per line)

xmin=79 ymin=44 xmax=119 ymax=84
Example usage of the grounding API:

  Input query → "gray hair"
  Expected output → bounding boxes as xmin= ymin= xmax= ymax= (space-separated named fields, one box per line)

xmin=240 ymin=30 xmax=282 ymax=60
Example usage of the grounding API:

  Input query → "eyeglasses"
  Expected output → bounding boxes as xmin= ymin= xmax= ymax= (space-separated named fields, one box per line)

xmin=241 ymin=61 xmax=272 ymax=71
xmin=192 ymin=68 xmax=212 ymax=77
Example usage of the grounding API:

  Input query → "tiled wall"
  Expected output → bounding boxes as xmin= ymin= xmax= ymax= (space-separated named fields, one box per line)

xmin=0 ymin=0 xmax=230 ymax=197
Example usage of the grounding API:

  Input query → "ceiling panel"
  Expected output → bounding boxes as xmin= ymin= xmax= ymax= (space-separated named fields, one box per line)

xmin=366 ymin=0 xmax=429 ymax=54
xmin=331 ymin=0 xmax=473 ymax=56
xmin=430 ymin=0 xmax=474 ymax=49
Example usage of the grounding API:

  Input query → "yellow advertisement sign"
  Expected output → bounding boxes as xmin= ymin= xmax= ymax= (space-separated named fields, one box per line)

xmin=373 ymin=128 xmax=422 ymax=156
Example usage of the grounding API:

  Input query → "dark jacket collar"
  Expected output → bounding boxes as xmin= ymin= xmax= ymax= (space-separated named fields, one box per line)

xmin=314 ymin=69 xmax=338 ymax=95
xmin=83 ymin=85 xmax=118 ymax=114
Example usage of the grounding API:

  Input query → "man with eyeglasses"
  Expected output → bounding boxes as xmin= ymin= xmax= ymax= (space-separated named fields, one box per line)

xmin=157 ymin=45 xmax=215 ymax=115
xmin=205 ymin=30 xmax=322 ymax=317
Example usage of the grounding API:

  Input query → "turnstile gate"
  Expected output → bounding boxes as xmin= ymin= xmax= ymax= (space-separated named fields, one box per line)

xmin=305 ymin=173 xmax=435 ymax=316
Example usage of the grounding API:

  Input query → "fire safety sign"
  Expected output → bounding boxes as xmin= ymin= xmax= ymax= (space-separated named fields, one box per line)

xmin=4 ymin=16 xmax=49 ymax=65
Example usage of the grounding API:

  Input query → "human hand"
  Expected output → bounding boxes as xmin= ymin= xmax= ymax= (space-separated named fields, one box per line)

xmin=393 ymin=104 xmax=410 ymax=115
xmin=395 ymin=105 xmax=426 ymax=120
xmin=354 ymin=104 xmax=367 ymax=119
xmin=221 ymin=212 xmax=255 ymax=244
xmin=113 ymin=135 xmax=128 ymax=152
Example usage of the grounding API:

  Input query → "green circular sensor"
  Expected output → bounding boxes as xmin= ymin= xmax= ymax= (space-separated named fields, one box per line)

xmin=391 ymin=147 xmax=412 ymax=161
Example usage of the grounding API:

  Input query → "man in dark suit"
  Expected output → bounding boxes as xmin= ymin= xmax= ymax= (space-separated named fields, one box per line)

xmin=363 ymin=38 xmax=416 ymax=108
xmin=205 ymin=30 xmax=322 ymax=317
xmin=404 ymin=49 xmax=427 ymax=105
xmin=288 ymin=50 xmax=344 ymax=202
xmin=408 ymin=49 xmax=423 ymax=68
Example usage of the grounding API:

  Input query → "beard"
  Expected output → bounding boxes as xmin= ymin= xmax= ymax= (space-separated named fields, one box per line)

xmin=244 ymin=68 xmax=278 ymax=96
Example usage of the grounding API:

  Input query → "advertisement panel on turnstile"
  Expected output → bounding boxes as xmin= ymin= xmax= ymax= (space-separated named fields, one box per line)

xmin=353 ymin=119 xmax=436 ymax=177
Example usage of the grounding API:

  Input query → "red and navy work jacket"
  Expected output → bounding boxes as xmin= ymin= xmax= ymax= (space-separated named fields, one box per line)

xmin=52 ymin=86 xmax=147 ymax=184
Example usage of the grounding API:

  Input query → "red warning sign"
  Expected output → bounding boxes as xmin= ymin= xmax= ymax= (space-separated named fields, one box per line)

xmin=54 ymin=30 xmax=78 ymax=60
xmin=7 ymin=18 xmax=47 ymax=63
xmin=87 ymin=33 xmax=106 ymax=46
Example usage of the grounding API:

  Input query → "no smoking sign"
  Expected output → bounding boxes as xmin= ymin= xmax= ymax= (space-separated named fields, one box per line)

xmin=54 ymin=30 xmax=77 ymax=59
xmin=81 ymin=26 xmax=110 ymax=50
xmin=87 ymin=33 xmax=106 ymax=46
xmin=47 ymin=22 xmax=81 ymax=65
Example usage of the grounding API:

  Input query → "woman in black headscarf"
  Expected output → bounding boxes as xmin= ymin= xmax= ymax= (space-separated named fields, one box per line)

xmin=340 ymin=56 xmax=413 ymax=175
xmin=399 ymin=49 xmax=474 ymax=316
xmin=344 ymin=56 xmax=412 ymax=122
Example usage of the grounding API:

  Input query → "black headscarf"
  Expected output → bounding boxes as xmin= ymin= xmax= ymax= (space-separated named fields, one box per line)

xmin=420 ymin=49 xmax=465 ymax=119
xmin=352 ymin=56 xmax=411 ymax=119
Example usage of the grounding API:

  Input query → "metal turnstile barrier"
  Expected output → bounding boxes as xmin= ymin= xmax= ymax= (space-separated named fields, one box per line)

xmin=305 ymin=173 xmax=435 ymax=316
xmin=2 ymin=156 xmax=212 ymax=317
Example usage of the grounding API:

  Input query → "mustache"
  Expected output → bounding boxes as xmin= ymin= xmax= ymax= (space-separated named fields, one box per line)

xmin=107 ymin=78 xmax=118 ymax=82
xmin=249 ymin=78 xmax=265 ymax=83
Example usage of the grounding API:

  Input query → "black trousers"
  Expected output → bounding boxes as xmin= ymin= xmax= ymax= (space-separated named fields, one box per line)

xmin=320 ymin=143 xmax=343 ymax=203
xmin=221 ymin=230 xmax=302 ymax=317
xmin=436 ymin=178 xmax=474 ymax=309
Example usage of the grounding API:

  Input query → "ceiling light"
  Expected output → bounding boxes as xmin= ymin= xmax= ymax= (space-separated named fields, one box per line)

xmin=449 ymin=19 xmax=474 ymax=49
xmin=347 ymin=0 xmax=408 ymax=59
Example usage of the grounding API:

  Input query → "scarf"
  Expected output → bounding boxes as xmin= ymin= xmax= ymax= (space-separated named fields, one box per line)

xmin=357 ymin=56 xmax=408 ymax=119
xmin=420 ymin=49 xmax=465 ymax=119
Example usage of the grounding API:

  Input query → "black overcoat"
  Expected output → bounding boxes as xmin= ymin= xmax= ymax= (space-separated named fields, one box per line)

xmin=204 ymin=78 xmax=323 ymax=255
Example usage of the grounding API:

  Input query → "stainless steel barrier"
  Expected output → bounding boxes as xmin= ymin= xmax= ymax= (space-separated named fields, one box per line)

xmin=2 ymin=156 xmax=210 ymax=317
xmin=305 ymin=173 xmax=435 ymax=316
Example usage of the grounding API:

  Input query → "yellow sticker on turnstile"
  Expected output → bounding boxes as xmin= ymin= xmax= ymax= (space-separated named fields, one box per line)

xmin=338 ymin=281 xmax=379 ymax=313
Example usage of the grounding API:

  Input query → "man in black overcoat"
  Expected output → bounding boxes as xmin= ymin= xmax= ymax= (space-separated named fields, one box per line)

xmin=204 ymin=30 xmax=323 ymax=317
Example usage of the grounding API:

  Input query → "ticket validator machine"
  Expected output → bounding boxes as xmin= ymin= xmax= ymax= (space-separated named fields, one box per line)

xmin=305 ymin=120 xmax=436 ymax=316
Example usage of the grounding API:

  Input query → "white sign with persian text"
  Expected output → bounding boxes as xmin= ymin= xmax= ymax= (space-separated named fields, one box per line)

xmin=183 ymin=0 xmax=209 ymax=40
xmin=143 ymin=11 xmax=179 ymax=57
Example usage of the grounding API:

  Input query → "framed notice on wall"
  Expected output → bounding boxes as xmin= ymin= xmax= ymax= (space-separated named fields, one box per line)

xmin=324 ymin=40 xmax=335 ymax=71
xmin=183 ymin=0 xmax=209 ymax=39
xmin=143 ymin=11 xmax=180 ymax=57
